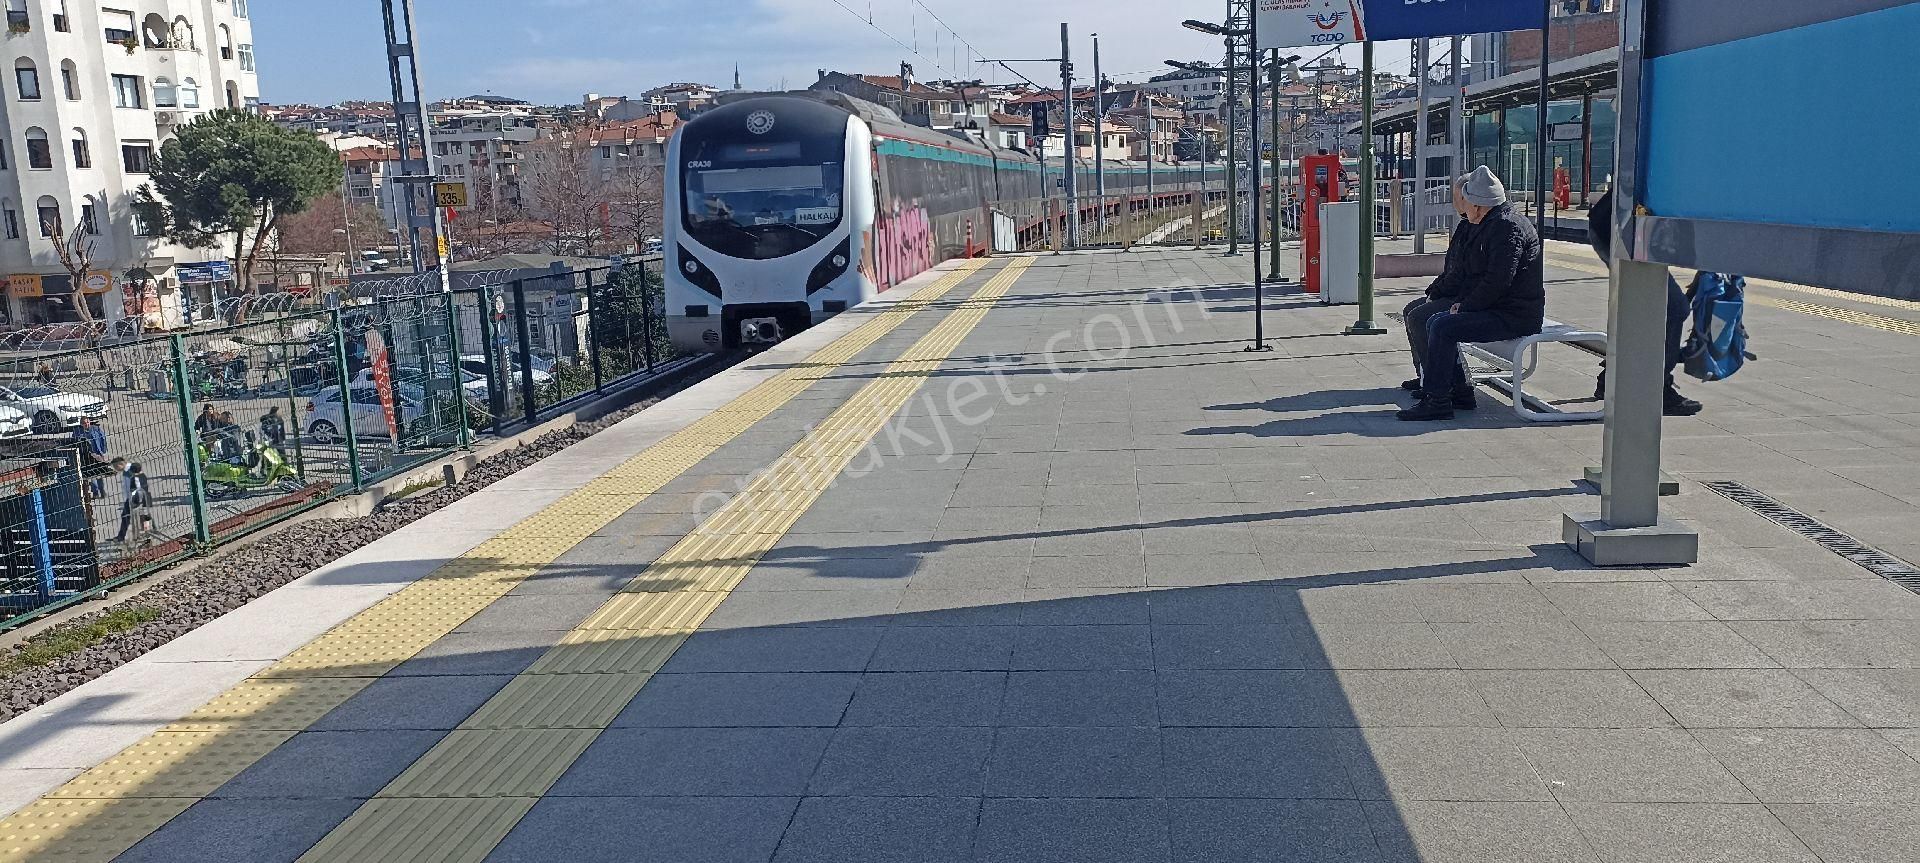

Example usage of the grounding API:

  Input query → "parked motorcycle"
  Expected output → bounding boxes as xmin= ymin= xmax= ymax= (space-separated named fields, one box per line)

xmin=198 ymin=431 xmax=300 ymax=499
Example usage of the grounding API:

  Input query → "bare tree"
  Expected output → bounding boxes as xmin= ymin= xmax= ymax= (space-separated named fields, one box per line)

xmin=44 ymin=210 xmax=98 ymax=324
xmin=274 ymin=190 xmax=391 ymax=255
xmin=521 ymin=131 xmax=610 ymax=257
xmin=450 ymin=173 xmax=539 ymax=261
xmin=603 ymin=161 xmax=665 ymax=254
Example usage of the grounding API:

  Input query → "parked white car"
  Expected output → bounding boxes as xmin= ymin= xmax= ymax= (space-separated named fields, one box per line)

xmin=350 ymin=366 xmax=490 ymax=400
xmin=0 ymin=385 xmax=107 ymax=435
xmin=303 ymin=384 xmax=425 ymax=444
xmin=0 ymin=404 xmax=32 ymax=438
xmin=457 ymin=354 xmax=553 ymax=386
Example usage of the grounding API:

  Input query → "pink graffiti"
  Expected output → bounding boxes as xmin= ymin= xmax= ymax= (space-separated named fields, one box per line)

xmin=873 ymin=201 xmax=935 ymax=291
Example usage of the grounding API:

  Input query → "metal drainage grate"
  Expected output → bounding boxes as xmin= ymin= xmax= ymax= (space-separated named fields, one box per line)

xmin=1702 ymin=480 xmax=1920 ymax=594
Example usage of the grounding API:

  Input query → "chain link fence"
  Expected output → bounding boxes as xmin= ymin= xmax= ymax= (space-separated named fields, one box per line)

xmin=1 ymin=259 xmax=686 ymax=630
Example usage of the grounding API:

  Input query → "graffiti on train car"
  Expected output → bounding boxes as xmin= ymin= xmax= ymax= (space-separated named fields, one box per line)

xmin=866 ymin=199 xmax=936 ymax=291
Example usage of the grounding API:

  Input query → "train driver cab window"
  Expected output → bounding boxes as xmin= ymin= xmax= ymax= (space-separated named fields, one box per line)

xmin=683 ymin=158 xmax=843 ymax=261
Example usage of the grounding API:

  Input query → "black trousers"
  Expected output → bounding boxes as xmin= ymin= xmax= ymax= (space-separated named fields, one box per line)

xmin=1402 ymin=297 xmax=1450 ymax=375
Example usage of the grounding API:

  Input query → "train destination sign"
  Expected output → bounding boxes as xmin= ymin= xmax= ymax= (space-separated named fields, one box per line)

xmin=1255 ymin=0 xmax=1546 ymax=46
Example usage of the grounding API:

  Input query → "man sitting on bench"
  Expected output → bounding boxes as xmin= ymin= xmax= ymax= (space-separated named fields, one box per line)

xmin=1399 ymin=166 xmax=1545 ymax=422
xmin=1400 ymin=176 xmax=1473 ymax=399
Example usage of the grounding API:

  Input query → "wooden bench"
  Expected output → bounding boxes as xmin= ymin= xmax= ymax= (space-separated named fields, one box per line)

xmin=1462 ymin=319 xmax=1608 ymax=423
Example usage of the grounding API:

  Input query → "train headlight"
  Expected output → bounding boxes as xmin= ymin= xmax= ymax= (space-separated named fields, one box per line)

xmin=807 ymin=237 xmax=854 ymax=295
xmin=677 ymin=246 xmax=723 ymax=299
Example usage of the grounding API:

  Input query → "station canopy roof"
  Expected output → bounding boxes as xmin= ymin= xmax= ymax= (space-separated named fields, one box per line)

xmin=1357 ymin=48 xmax=1620 ymax=136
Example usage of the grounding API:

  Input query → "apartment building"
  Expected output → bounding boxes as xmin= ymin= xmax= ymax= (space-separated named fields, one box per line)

xmin=430 ymin=109 xmax=539 ymax=215
xmin=0 ymin=0 xmax=261 ymax=329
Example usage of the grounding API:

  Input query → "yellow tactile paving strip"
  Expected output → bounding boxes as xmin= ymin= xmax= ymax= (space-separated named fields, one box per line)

xmin=0 ymin=259 xmax=991 ymax=863
xmin=1543 ymin=247 xmax=1920 ymax=337
xmin=296 ymin=256 xmax=1038 ymax=863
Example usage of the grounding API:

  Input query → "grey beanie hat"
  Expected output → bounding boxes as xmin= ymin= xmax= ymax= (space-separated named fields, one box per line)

xmin=1461 ymin=165 xmax=1508 ymax=207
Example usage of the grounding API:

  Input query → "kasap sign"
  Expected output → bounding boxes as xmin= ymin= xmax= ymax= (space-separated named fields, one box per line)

xmin=1257 ymin=0 xmax=1546 ymax=47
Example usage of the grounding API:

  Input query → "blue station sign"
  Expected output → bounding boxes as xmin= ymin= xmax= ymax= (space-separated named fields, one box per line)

xmin=1256 ymin=0 xmax=1547 ymax=47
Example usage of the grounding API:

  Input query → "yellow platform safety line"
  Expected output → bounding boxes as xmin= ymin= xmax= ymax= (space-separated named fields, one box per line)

xmin=0 ymin=259 xmax=993 ymax=863
xmin=297 ymin=256 xmax=1039 ymax=863
xmin=1543 ymin=247 xmax=1920 ymax=335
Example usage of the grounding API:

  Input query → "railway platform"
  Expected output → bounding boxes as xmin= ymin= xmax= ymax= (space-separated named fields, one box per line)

xmin=2 ymin=245 xmax=1917 ymax=862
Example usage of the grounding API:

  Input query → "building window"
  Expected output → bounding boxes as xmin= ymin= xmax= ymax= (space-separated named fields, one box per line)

xmin=0 ymin=140 xmax=8 ymax=169
xmin=51 ymin=0 xmax=67 ymax=33
xmin=25 ymin=128 xmax=50 ymax=170
xmin=217 ymin=24 xmax=232 ymax=59
xmin=15 ymin=59 xmax=40 ymax=101
xmin=5 ymin=0 xmax=25 ymax=32
xmin=237 ymin=43 xmax=254 ymax=72
xmin=152 ymin=76 xmax=176 ymax=108
xmin=79 ymin=201 xmax=99 ymax=235
xmin=103 ymin=8 xmax=135 ymax=43
xmin=70 ymin=132 xmax=89 ymax=169
xmin=112 ymin=74 xmax=142 ymax=108
xmin=121 ymin=141 xmax=152 ymax=173
xmin=234 ymin=0 xmax=249 ymax=18
xmin=2 ymin=205 xmax=17 ymax=240
xmin=133 ymin=201 xmax=160 ymax=236
xmin=36 ymin=196 xmax=59 ymax=237
xmin=60 ymin=60 xmax=78 ymax=101
xmin=179 ymin=77 xmax=198 ymax=109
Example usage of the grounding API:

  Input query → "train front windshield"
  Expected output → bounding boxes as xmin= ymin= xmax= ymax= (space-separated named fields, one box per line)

xmin=683 ymin=160 xmax=844 ymax=260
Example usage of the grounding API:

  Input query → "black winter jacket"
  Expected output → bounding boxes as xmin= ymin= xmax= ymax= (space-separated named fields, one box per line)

xmin=1425 ymin=218 xmax=1478 ymax=300
xmin=1456 ymin=203 xmax=1545 ymax=334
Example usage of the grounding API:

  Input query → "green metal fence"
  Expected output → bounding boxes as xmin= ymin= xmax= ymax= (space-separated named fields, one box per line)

xmin=1 ymin=258 xmax=684 ymax=631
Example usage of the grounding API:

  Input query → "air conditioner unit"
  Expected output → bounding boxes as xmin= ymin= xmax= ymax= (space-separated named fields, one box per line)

xmin=154 ymin=111 xmax=181 ymax=126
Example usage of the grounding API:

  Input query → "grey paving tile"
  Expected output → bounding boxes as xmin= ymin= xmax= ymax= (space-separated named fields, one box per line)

xmin=1691 ymin=728 xmax=1920 ymax=804
xmin=1156 ymin=669 xmax=1351 ymax=727
xmin=1167 ymin=798 xmax=1381 ymax=863
xmin=389 ymin=630 xmax=554 ymax=677
xmin=1312 ymin=622 xmax=1458 ymax=669
xmin=1142 ymin=551 xmax=1264 ymax=583
xmin=772 ymin=797 xmax=978 ymax=863
xmin=908 ymin=556 xmax=1029 ymax=590
xmin=485 ymin=796 xmax=798 ymax=863
xmin=891 ymin=589 xmax=1028 ymax=626
xmin=661 ymin=627 xmax=882 ymax=673
xmin=808 ymin=727 xmax=992 ymax=797
xmin=1511 ymin=728 xmax=1755 ymax=803
xmin=453 ymin=593 xmax=613 ymax=632
xmin=1539 ymin=583 xmax=1717 ymax=621
xmin=1675 ymin=581 xmax=1920 ymax=621
xmin=735 ymin=557 xmax=920 ymax=591
xmin=1296 ymin=584 xmax=1431 ymax=623
xmin=842 ymin=672 xmax=1006 ymax=727
xmin=1433 ymin=621 xmax=1618 ymax=669
xmin=1146 ymin=584 xmax=1297 ymax=624
xmin=1792 ymin=669 xmax=1920 ymax=727
xmin=1468 ymin=670 xmax=1678 ymax=728
xmin=1366 ymin=800 xmax=1601 ymax=863
xmin=116 ymin=798 xmax=361 ymax=863
xmin=1340 ymin=727 xmax=1553 ymax=802
xmin=1009 ymin=624 xmax=1154 ymax=670
xmin=1572 ymin=620 xmax=1781 ymax=670
xmin=612 ymin=673 xmax=860 ymax=727
xmin=1770 ymin=803 xmax=1920 ymax=863
xmin=310 ymin=675 xmax=512 ymax=731
xmin=1016 ymin=589 xmax=1152 ymax=625
xmin=1414 ymin=585 xmax=1568 ymax=623
xmin=868 ymin=626 xmax=1015 ymax=671
xmin=1025 ymin=554 xmax=1147 ymax=588
xmin=1725 ymin=620 xmax=1920 ymax=668
xmin=986 ymin=727 xmax=1160 ymax=796
xmin=1152 ymin=623 xmax=1323 ymax=669
xmin=1564 ymin=802 xmax=1820 ymax=863
xmin=699 ymin=590 xmax=902 ymax=629
xmin=215 ymin=730 xmax=442 ymax=799
xmin=976 ymin=798 xmax=1169 ymax=863
xmin=1631 ymin=670 xmax=1860 ymax=728
xmin=510 ymin=562 xmax=648 ymax=596
xmin=1003 ymin=670 xmax=1157 ymax=727
xmin=549 ymin=728 xmax=832 ymax=797
xmin=1161 ymin=727 xmax=1356 ymax=798
xmin=1338 ymin=670 xmax=1501 ymax=728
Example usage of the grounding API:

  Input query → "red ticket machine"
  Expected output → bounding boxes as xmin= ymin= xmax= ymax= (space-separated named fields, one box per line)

xmin=1299 ymin=153 xmax=1344 ymax=295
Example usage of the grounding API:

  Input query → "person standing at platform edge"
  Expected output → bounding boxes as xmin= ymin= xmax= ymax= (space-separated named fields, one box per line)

xmin=1400 ymin=166 xmax=1545 ymax=422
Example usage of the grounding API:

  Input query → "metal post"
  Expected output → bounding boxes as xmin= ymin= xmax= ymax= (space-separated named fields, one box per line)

xmin=326 ymin=310 xmax=362 ymax=491
xmin=639 ymin=261 xmax=657 ymax=372
xmin=1413 ymin=37 xmax=1430 ymax=254
xmin=476 ymin=286 xmax=504 ymax=435
xmin=512 ymin=278 xmax=537 ymax=425
xmin=587 ymin=271 xmax=605 ymax=394
xmin=378 ymin=0 xmax=451 ymax=293
xmin=277 ymin=319 xmax=307 ymax=481
xmin=1451 ymin=34 xmax=1466 ymax=177
xmin=1347 ymin=41 xmax=1387 ymax=337
xmin=1225 ymin=37 xmax=1239 ymax=255
xmin=1060 ymin=23 xmax=1078 ymax=250
xmin=1092 ymin=33 xmax=1106 ymax=235
xmin=168 ymin=334 xmax=212 ymax=545
xmin=1535 ymin=0 xmax=1551 ymax=233
xmin=1268 ymin=51 xmax=1283 ymax=274
xmin=442 ymin=289 xmax=470 ymax=449
xmin=1247 ymin=23 xmax=1267 ymax=351
xmin=1579 ymin=92 xmax=1594 ymax=206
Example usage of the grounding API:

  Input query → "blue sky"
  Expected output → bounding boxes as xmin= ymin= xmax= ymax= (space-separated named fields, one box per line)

xmin=252 ymin=0 xmax=1372 ymax=106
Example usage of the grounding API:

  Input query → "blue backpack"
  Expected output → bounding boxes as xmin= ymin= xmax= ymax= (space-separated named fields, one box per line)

xmin=1682 ymin=272 xmax=1753 ymax=382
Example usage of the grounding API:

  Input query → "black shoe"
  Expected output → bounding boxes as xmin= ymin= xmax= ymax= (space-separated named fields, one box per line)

xmin=1663 ymin=387 xmax=1703 ymax=416
xmin=1397 ymin=397 xmax=1456 ymax=422
xmin=1410 ymin=388 xmax=1478 ymax=410
xmin=1401 ymin=378 xmax=1423 ymax=392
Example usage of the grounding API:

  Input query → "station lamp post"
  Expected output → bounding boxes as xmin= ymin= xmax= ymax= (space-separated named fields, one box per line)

xmin=1172 ymin=17 xmax=1273 ymax=352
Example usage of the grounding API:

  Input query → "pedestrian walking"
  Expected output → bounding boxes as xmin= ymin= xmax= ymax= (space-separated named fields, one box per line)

xmin=259 ymin=407 xmax=287 ymax=449
xmin=117 ymin=462 xmax=152 ymax=547
xmin=73 ymin=416 xmax=110 ymax=498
